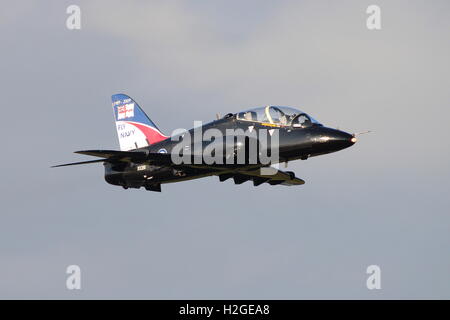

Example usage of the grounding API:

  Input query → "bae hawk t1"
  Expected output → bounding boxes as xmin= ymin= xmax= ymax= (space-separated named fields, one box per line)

xmin=53 ymin=94 xmax=358 ymax=192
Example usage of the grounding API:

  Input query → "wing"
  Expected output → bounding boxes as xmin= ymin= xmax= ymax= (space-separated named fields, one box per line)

xmin=218 ymin=167 xmax=305 ymax=186
xmin=52 ymin=150 xmax=305 ymax=187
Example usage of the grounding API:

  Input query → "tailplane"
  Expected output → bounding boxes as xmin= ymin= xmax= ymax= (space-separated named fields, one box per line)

xmin=112 ymin=94 xmax=168 ymax=151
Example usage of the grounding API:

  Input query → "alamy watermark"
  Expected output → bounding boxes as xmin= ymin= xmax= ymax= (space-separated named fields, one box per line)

xmin=366 ymin=5 xmax=381 ymax=30
xmin=66 ymin=265 xmax=81 ymax=290
xmin=366 ymin=265 xmax=382 ymax=290
xmin=66 ymin=5 xmax=81 ymax=30
xmin=168 ymin=122 xmax=280 ymax=176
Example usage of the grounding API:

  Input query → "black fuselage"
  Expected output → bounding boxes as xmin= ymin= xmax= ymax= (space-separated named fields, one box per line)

xmin=104 ymin=114 xmax=355 ymax=190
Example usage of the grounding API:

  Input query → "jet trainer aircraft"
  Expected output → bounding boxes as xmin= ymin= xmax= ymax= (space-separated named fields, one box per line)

xmin=53 ymin=94 xmax=357 ymax=192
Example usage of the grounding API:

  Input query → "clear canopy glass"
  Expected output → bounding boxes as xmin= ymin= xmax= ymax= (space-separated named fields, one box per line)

xmin=236 ymin=106 xmax=321 ymax=127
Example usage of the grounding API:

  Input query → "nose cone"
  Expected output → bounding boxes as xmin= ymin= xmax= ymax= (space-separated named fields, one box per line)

xmin=333 ymin=129 xmax=356 ymax=148
xmin=314 ymin=128 xmax=356 ymax=153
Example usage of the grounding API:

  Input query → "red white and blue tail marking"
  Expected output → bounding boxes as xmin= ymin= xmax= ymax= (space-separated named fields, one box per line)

xmin=112 ymin=94 xmax=168 ymax=151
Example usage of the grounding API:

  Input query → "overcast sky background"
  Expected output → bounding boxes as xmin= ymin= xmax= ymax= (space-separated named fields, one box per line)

xmin=0 ymin=0 xmax=449 ymax=299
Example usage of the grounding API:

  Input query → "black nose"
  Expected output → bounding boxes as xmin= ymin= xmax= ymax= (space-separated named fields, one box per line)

xmin=315 ymin=128 xmax=356 ymax=151
xmin=335 ymin=130 xmax=356 ymax=146
xmin=332 ymin=129 xmax=356 ymax=149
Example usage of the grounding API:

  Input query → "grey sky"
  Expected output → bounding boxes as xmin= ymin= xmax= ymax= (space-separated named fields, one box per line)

xmin=0 ymin=0 xmax=449 ymax=298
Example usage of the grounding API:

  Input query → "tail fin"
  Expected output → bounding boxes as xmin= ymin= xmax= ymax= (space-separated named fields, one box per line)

xmin=111 ymin=94 xmax=168 ymax=151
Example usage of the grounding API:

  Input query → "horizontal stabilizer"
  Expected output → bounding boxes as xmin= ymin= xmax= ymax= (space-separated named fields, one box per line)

xmin=52 ymin=149 xmax=175 ymax=168
xmin=51 ymin=159 xmax=108 ymax=168
xmin=75 ymin=149 xmax=147 ymax=160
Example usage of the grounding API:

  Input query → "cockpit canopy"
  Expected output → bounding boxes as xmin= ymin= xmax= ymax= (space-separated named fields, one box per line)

xmin=236 ymin=106 xmax=321 ymax=128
